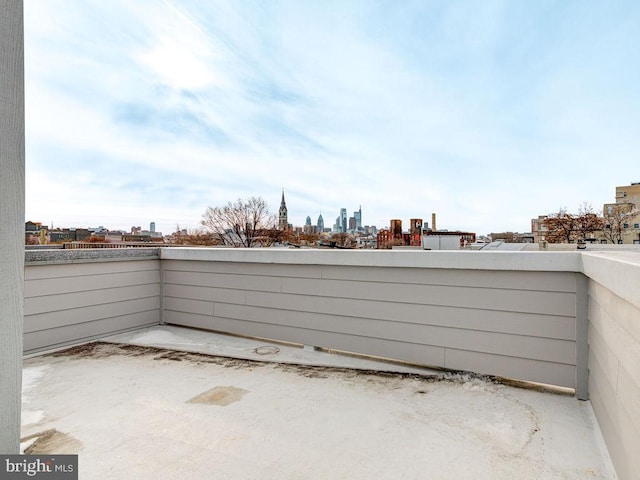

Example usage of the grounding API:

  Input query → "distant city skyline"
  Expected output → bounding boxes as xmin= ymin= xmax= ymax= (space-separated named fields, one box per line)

xmin=24 ymin=1 xmax=640 ymax=235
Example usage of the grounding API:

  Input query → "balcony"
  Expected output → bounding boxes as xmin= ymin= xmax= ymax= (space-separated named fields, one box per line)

xmin=18 ymin=248 xmax=640 ymax=479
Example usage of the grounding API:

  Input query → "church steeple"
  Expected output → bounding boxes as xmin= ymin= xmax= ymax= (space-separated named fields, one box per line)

xmin=278 ymin=189 xmax=288 ymax=230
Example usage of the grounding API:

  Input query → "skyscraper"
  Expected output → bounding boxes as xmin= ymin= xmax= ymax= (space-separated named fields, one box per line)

xmin=278 ymin=189 xmax=288 ymax=231
xmin=354 ymin=206 xmax=362 ymax=231
xmin=317 ymin=213 xmax=324 ymax=232
xmin=340 ymin=208 xmax=347 ymax=233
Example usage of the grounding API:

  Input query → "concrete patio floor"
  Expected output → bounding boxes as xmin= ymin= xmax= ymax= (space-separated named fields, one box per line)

xmin=21 ymin=326 xmax=616 ymax=479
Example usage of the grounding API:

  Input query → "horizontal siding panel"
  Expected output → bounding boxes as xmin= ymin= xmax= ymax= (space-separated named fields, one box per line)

xmin=589 ymin=296 xmax=640 ymax=388
xmin=164 ymin=260 xmax=322 ymax=279
xmin=163 ymin=310 xmax=215 ymax=331
xmin=617 ymin=365 xmax=640 ymax=437
xmin=589 ymin=351 xmax=618 ymax=415
xmin=25 ymin=269 xmax=159 ymax=298
xmin=164 ymin=284 xmax=246 ymax=304
xmin=246 ymin=291 xmax=576 ymax=340
xmin=164 ymin=270 xmax=282 ymax=293
xmin=214 ymin=303 xmax=576 ymax=365
xmin=24 ymin=296 xmax=159 ymax=333
xmin=25 ymin=260 xmax=159 ymax=280
xmin=202 ymin=315 xmax=446 ymax=368
xmin=588 ymin=381 xmax=634 ymax=480
xmin=616 ymin=394 xmax=640 ymax=480
xmin=282 ymin=277 xmax=576 ymax=316
xmin=444 ymin=348 xmax=576 ymax=388
xmin=590 ymin=280 xmax=640 ymax=345
xmin=25 ymin=283 xmax=160 ymax=315
xmin=164 ymin=296 xmax=213 ymax=316
xmin=321 ymin=266 xmax=577 ymax=293
xmin=23 ymin=310 xmax=159 ymax=354
xmin=589 ymin=358 xmax=640 ymax=480
xmin=588 ymin=325 xmax=619 ymax=389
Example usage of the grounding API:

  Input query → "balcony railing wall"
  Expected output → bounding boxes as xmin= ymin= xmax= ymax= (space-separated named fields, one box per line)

xmin=24 ymin=249 xmax=161 ymax=354
xmin=583 ymin=253 xmax=640 ymax=480
xmin=161 ymin=249 xmax=585 ymax=391
xmin=22 ymin=247 xmax=640 ymax=480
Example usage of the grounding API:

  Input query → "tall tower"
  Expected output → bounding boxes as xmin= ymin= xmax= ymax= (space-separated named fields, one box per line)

xmin=410 ymin=219 xmax=423 ymax=246
xmin=317 ymin=213 xmax=324 ymax=232
xmin=340 ymin=208 xmax=347 ymax=233
xmin=354 ymin=206 xmax=362 ymax=230
xmin=278 ymin=189 xmax=288 ymax=231
xmin=390 ymin=219 xmax=403 ymax=239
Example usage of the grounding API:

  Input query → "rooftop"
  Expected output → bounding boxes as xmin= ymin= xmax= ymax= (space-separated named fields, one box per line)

xmin=22 ymin=326 xmax=615 ymax=480
xmin=8 ymin=247 xmax=640 ymax=479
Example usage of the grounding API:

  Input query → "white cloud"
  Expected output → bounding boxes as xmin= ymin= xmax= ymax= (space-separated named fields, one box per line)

xmin=23 ymin=1 xmax=640 ymax=235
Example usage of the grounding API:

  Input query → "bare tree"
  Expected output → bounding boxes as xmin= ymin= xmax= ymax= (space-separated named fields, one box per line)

xmin=85 ymin=235 xmax=112 ymax=243
xmin=543 ymin=208 xmax=576 ymax=243
xmin=327 ymin=232 xmax=357 ymax=248
xmin=170 ymin=227 xmax=222 ymax=246
xmin=602 ymin=203 xmax=637 ymax=244
xmin=574 ymin=202 xmax=604 ymax=242
xmin=201 ymin=197 xmax=276 ymax=248
xmin=544 ymin=204 xmax=604 ymax=243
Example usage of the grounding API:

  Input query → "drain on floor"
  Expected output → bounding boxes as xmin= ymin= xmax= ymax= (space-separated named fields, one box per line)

xmin=253 ymin=346 xmax=280 ymax=355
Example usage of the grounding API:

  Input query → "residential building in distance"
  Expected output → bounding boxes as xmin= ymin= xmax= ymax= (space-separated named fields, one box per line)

xmin=376 ymin=229 xmax=394 ymax=249
xmin=531 ymin=215 xmax=548 ymax=243
xmin=409 ymin=218 xmax=423 ymax=247
xmin=423 ymin=230 xmax=476 ymax=249
xmin=129 ymin=223 xmax=163 ymax=240
xmin=48 ymin=227 xmax=91 ymax=243
xmin=378 ymin=215 xmax=475 ymax=249
xmin=303 ymin=216 xmax=314 ymax=234
xmin=491 ymin=232 xmax=534 ymax=243
xmin=532 ymin=182 xmax=640 ymax=245
xmin=25 ymin=220 xmax=46 ymax=244
xmin=390 ymin=219 xmax=402 ymax=239
xmin=615 ymin=181 xmax=640 ymax=205
xmin=603 ymin=181 xmax=640 ymax=244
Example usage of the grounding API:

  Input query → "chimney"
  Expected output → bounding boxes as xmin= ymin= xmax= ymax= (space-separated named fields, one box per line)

xmin=431 ymin=213 xmax=437 ymax=232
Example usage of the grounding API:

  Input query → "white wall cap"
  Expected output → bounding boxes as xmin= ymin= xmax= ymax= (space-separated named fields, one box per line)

xmin=160 ymin=248 xmax=583 ymax=272
xmin=582 ymin=252 xmax=640 ymax=310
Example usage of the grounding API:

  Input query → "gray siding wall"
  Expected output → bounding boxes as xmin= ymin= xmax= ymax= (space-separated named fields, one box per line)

xmin=24 ymin=258 xmax=161 ymax=354
xmin=162 ymin=257 xmax=580 ymax=388
xmin=584 ymin=253 xmax=640 ymax=480
xmin=20 ymin=248 xmax=640 ymax=479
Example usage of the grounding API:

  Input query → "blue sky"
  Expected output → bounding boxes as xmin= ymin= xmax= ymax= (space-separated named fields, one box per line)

xmin=24 ymin=0 xmax=640 ymax=235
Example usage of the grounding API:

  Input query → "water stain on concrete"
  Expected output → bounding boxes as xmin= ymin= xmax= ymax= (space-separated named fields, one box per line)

xmin=51 ymin=342 xmax=266 ymax=370
xmin=47 ymin=342 xmax=569 ymax=397
xmin=21 ymin=429 xmax=82 ymax=454
xmin=187 ymin=386 xmax=249 ymax=406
